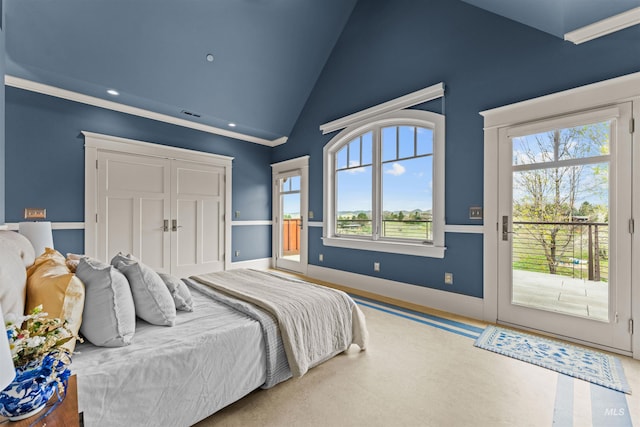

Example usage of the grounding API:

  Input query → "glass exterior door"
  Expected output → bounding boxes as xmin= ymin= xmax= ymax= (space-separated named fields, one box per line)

xmin=274 ymin=170 xmax=307 ymax=273
xmin=498 ymin=104 xmax=633 ymax=353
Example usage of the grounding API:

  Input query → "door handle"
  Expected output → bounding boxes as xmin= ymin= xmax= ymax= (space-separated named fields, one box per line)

xmin=502 ymin=215 xmax=514 ymax=241
xmin=299 ymin=216 xmax=304 ymax=229
xmin=171 ymin=219 xmax=183 ymax=232
xmin=163 ymin=220 xmax=169 ymax=232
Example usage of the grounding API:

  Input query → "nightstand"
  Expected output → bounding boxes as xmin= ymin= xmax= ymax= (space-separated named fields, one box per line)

xmin=0 ymin=375 xmax=80 ymax=426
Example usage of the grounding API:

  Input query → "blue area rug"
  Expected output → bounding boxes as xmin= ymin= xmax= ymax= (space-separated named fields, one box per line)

xmin=474 ymin=325 xmax=631 ymax=394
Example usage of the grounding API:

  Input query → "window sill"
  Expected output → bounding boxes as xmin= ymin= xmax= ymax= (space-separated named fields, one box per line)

xmin=321 ymin=236 xmax=446 ymax=258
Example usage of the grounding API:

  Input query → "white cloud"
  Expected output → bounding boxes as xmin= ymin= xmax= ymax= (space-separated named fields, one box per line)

xmin=345 ymin=160 xmax=367 ymax=174
xmin=385 ymin=162 xmax=406 ymax=176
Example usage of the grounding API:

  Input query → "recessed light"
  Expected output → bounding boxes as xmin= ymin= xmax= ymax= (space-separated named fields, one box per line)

xmin=107 ymin=89 xmax=119 ymax=96
xmin=206 ymin=54 xmax=214 ymax=62
xmin=228 ymin=123 xmax=236 ymax=127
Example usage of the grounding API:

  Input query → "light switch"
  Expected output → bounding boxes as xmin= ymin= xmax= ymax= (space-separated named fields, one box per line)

xmin=469 ymin=207 xmax=483 ymax=220
xmin=24 ymin=208 xmax=46 ymax=219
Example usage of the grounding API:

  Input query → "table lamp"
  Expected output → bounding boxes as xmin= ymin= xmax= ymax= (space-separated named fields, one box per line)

xmin=19 ymin=222 xmax=54 ymax=257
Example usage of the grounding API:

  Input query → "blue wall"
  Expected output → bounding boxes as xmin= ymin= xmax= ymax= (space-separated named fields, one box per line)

xmin=5 ymin=88 xmax=273 ymax=258
xmin=273 ymin=0 xmax=640 ymax=298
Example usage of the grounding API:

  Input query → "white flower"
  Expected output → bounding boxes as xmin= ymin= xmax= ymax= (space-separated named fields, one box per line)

xmin=26 ymin=336 xmax=46 ymax=348
xmin=4 ymin=312 xmax=21 ymax=326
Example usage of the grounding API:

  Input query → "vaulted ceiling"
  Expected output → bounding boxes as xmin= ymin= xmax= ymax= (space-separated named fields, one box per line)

xmin=460 ymin=0 xmax=640 ymax=38
xmin=5 ymin=0 xmax=639 ymax=144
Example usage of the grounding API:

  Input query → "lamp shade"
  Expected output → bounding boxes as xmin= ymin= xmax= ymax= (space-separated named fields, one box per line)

xmin=19 ymin=222 xmax=54 ymax=257
xmin=0 ymin=305 xmax=15 ymax=390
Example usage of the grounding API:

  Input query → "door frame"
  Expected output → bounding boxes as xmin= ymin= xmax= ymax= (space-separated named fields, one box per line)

xmin=83 ymin=131 xmax=233 ymax=270
xmin=271 ymin=156 xmax=309 ymax=274
xmin=481 ymin=71 xmax=640 ymax=359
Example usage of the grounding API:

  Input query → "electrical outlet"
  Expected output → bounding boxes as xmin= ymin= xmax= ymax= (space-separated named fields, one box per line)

xmin=444 ymin=272 xmax=453 ymax=285
xmin=235 ymin=250 xmax=240 ymax=257
xmin=319 ymin=254 xmax=324 ymax=262
xmin=308 ymin=211 xmax=314 ymax=219
xmin=234 ymin=211 xmax=240 ymax=219
xmin=374 ymin=262 xmax=380 ymax=272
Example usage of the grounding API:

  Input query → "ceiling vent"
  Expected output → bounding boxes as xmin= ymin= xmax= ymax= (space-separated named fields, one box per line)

xmin=181 ymin=110 xmax=201 ymax=118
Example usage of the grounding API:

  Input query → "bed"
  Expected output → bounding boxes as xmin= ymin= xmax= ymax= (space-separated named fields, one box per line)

xmin=0 ymin=231 xmax=368 ymax=426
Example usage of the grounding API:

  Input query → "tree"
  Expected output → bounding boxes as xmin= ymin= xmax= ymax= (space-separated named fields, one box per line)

xmin=513 ymin=123 xmax=609 ymax=275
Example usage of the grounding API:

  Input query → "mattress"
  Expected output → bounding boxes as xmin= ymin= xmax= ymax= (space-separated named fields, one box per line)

xmin=71 ymin=286 xmax=270 ymax=427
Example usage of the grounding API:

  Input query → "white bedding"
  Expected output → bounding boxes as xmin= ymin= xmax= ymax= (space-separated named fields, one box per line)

xmin=72 ymin=287 xmax=267 ymax=427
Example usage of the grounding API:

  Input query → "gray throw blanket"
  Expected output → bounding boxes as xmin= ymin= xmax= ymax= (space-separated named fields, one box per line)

xmin=191 ymin=269 xmax=368 ymax=377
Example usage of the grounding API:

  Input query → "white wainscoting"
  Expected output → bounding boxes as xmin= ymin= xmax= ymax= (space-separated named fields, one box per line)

xmin=4 ymin=222 xmax=85 ymax=231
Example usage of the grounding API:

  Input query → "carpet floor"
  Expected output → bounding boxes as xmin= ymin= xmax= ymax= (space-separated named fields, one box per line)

xmin=194 ymin=298 xmax=640 ymax=427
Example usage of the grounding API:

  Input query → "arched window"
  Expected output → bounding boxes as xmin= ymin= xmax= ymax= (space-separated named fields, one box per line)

xmin=323 ymin=110 xmax=445 ymax=257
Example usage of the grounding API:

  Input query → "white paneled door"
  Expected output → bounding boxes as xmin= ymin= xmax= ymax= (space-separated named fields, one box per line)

xmin=171 ymin=160 xmax=226 ymax=277
xmin=97 ymin=152 xmax=171 ymax=272
xmin=89 ymin=132 xmax=231 ymax=277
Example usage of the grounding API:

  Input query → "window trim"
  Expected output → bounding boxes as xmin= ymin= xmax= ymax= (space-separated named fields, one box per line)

xmin=323 ymin=110 xmax=446 ymax=258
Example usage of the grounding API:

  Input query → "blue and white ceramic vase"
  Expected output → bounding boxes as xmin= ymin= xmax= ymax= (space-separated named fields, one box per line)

xmin=0 ymin=353 xmax=70 ymax=421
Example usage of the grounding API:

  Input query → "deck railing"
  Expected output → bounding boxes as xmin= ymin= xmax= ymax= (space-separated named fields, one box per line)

xmin=512 ymin=220 xmax=609 ymax=282
xmin=336 ymin=218 xmax=433 ymax=241
xmin=282 ymin=219 xmax=300 ymax=254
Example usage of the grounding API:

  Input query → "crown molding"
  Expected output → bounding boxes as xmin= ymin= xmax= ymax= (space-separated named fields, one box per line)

xmin=480 ymin=71 xmax=640 ymax=129
xmin=5 ymin=75 xmax=288 ymax=147
xmin=319 ymin=82 xmax=444 ymax=135
xmin=564 ymin=6 xmax=640 ymax=44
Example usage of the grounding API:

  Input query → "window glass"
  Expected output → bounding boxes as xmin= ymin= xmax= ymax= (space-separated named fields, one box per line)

xmin=557 ymin=121 xmax=611 ymax=160
xmin=289 ymin=176 xmax=300 ymax=192
xmin=348 ymin=137 xmax=361 ymax=168
xmin=382 ymin=127 xmax=397 ymax=162
xmin=512 ymin=120 xmax=611 ymax=166
xmin=417 ymin=128 xmax=433 ymax=156
xmin=336 ymin=145 xmax=348 ymax=170
xmin=382 ymin=156 xmax=433 ymax=241
xmin=398 ymin=126 xmax=415 ymax=159
xmin=361 ymin=132 xmax=373 ymax=166
xmin=336 ymin=166 xmax=372 ymax=237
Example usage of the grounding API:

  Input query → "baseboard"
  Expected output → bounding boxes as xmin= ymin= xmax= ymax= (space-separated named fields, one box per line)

xmin=306 ymin=264 xmax=484 ymax=320
xmin=230 ymin=257 xmax=273 ymax=270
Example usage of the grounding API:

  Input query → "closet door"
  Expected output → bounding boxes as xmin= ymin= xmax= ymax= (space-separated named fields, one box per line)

xmin=97 ymin=152 xmax=171 ymax=271
xmin=171 ymin=160 xmax=226 ymax=277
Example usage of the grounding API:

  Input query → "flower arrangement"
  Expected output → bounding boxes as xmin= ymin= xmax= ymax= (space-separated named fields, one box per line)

xmin=0 ymin=306 xmax=79 ymax=419
xmin=4 ymin=305 xmax=76 ymax=367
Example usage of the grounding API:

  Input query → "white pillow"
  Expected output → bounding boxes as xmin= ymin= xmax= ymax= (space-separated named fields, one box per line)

xmin=0 ymin=230 xmax=36 ymax=268
xmin=111 ymin=254 xmax=176 ymax=326
xmin=158 ymin=273 xmax=194 ymax=312
xmin=75 ymin=258 xmax=135 ymax=347
xmin=0 ymin=242 xmax=27 ymax=316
